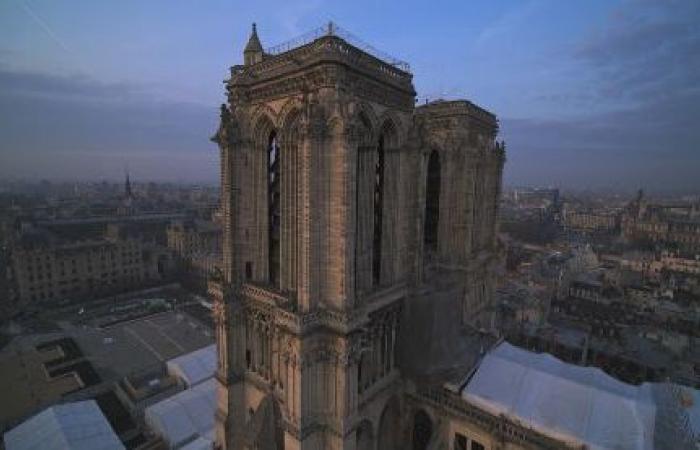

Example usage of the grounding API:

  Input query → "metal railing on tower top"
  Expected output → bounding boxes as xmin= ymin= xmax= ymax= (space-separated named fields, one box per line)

xmin=264 ymin=22 xmax=411 ymax=73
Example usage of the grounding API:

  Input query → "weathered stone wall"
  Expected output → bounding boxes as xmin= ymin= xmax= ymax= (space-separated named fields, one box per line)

xmin=211 ymin=32 xmax=506 ymax=450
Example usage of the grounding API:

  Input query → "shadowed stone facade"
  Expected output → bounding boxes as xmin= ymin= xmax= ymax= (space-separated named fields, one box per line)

xmin=208 ymin=23 xmax=569 ymax=450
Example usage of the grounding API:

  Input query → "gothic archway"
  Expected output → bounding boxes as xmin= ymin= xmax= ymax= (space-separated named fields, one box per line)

xmin=411 ymin=409 xmax=433 ymax=450
xmin=246 ymin=395 xmax=285 ymax=450
xmin=424 ymin=150 xmax=441 ymax=254
xmin=372 ymin=133 xmax=386 ymax=286
xmin=278 ymin=108 xmax=302 ymax=292
xmin=377 ymin=396 xmax=401 ymax=450
xmin=356 ymin=419 xmax=374 ymax=450
xmin=354 ymin=111 xmax=376 ymax=296
xmin=267 ymin=130 xmax=281 ymax=286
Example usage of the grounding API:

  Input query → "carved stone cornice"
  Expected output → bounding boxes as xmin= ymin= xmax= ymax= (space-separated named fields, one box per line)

xmin=241 ymin=282 xmax=290 ymax=306
xmin=212 ymin=103 xmax=242 ymax=147
xmin=229 ymin=62 xmax=414 ymax=111
xmin=416 ymin=100 xmax=497 ymax=128
xmin=302 ymin=344 xmax=342 ymax=366
xmin=232 ymin=35 xmax=413 ymax=91
xmin=238 ymin=283 xmax=407 ymax=340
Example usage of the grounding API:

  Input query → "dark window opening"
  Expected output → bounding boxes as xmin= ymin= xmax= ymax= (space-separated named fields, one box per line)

xmin=268 ymin=132 xmax=281 ymax=286
xmin=454 ymin=433 xmax=467 ymax=450
xmin=372 ymin=136 xmax=385 ymax=286
xmin=355 ymin=146 xmax=362 ymax=296
xmin=246 ymin=349 xmax=252 ymax=369
xmin=412 ymin=410 xmax=433 ymax=450
xmin=471 ymin=441 xmax=484 ymax=450
xmin=424 ymin=150 xmax=440 ymax=253
xmin=245 ymin=261 xmax=252 ymax=280
xmin=357 ymin=355 xmax=364 ymax=393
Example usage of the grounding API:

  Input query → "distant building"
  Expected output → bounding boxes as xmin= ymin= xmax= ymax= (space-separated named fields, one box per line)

xmin=117 ymin=170 xmax=136 ymax=216
xmin=166 ymin=219 xmax=222 ymax=292
xmin=622 ymin=189 xmax=700 ymax=253
xmin=26 ymin=212 xmax=186 ymax=244
xmin=659 ymin=250 xmax=700 ymax=276
xmin=562 ymin=207 xmax=619 ymax=233
xmin=11 ymin=230 xmax=167 ymax=305
xmin=512 ymin=187 xmax=560 ymax=209
xmin=166 ymin=219 xmax=221 ymax=258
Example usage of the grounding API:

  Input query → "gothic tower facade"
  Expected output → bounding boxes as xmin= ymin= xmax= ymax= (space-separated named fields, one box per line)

xmin=210 ymin=23 xmax=505 ymax=450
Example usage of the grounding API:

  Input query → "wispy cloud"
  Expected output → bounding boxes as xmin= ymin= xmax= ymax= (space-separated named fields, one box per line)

xmin=0 ymin=68 xmax=218 ymax=181
xmin=0 ymin=69 xmax=141 ymax=104
xmin=272 ymin=0 xmax=325 ymax=37
xmin=474 ymin=0 xmax=542 ymax=50
xmin=497 ymin=0 xmax=700 ymax=191
xmin=16 ymin=0 xmax=72 ymax=54
xmin=574 ymin=0 xmax=700 ymax=104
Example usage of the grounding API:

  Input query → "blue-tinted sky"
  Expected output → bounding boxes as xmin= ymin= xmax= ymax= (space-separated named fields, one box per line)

xmin=1 ymin=0 xmax=698 ymax=190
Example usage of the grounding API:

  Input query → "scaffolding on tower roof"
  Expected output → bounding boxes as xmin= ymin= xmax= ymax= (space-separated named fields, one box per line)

xmin=264 ymin=22 xmax=411 ymax=73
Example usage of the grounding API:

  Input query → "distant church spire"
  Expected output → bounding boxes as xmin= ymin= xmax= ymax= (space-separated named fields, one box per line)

xmin=125 ymin=168 xmax=133 ymax=198
xmin=244 ymin=23 xmax=264 ymax=65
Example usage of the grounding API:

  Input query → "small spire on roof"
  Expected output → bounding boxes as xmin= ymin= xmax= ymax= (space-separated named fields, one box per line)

xmin=244 ymin=22 xmax=264 ymax=64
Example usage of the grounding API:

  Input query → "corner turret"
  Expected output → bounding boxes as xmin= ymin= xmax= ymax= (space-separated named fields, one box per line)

xmin=243 ymin=23 xmax=264 ymax=65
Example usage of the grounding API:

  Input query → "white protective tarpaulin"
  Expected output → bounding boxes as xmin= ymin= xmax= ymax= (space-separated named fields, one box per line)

xmin=462 ymin=342 xmax=656 ymax=450
xmin=145 ymin=378 xmax=216 ymax=449
xmin=166 ymin=344 xmax=216 ymax=387
xmin=3 ymin=400 xmax=124 ymax=450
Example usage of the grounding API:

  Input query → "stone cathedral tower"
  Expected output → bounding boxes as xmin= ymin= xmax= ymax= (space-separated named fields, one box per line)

xmin=210 ymin=23 xmax=505 ymax=450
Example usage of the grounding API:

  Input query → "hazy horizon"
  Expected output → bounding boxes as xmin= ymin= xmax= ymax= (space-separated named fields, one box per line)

xmin=1 ymin=0 xmax=699 ymax=190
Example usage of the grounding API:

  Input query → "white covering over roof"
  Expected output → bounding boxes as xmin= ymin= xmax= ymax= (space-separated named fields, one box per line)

xmin=3 ymin=400 xmax=124 ymax=450
xmin=166 ymin=344 xmax=216 ymax=387
xmin=144 ymin=378 xmax=216 ymax=449
xmin=463 ymin=342 xmax=656 ymax=450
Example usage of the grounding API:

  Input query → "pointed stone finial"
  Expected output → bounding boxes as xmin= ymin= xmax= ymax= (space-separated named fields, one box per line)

xmin=244 ymin=22 xmax=264 ymax=65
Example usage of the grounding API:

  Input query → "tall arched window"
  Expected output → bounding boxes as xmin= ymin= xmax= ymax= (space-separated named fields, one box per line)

xmin=357 ymin=354 xmax=364 ymax=393
xmin=412 ymin=410 xmax=433 ymax=450
xmin=378 ymin=396 xmax=401 ymax=450
xmin=372 ymin=135 xmax=385 ymax=286
xmin=268 ymin=131 xmax=280 ymax=286
xmin=424 ymin=150 xmax=440 ymax=253
xmin=356 ymin=420 xmax=373 ymax=450
xmin=354 ymin=113 xmax=374 ymax=297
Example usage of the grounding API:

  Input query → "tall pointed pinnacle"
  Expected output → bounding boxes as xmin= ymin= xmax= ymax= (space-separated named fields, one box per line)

xmin=125 ymin=166 xmax=133 ymax=198
xmin=243 ymin=22 xmax=264 ymax=65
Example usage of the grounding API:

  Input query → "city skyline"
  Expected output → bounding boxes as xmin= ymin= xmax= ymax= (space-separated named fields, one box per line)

xmin=1 ymin=8 xmax=700 ymax=448
xmin=1 ymin=0 xmax=699 ymax=189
